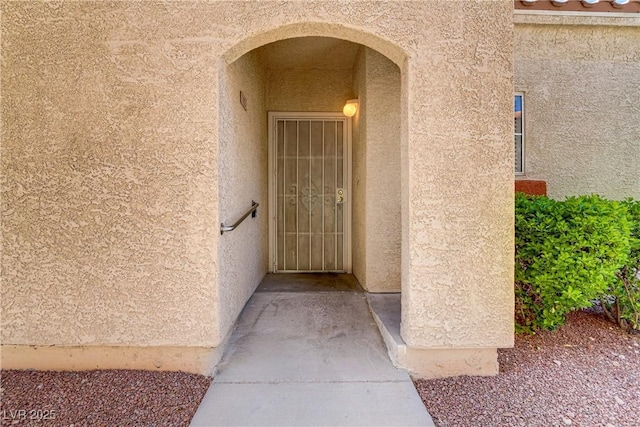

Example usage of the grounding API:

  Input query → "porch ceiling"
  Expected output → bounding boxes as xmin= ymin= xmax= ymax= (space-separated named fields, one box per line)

xmin=256 ymin=37 xmax=360 ymax=70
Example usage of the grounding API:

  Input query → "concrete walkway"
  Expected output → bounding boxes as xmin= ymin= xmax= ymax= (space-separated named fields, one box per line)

xmin=190 ymin=274 xmax=434 ymax=427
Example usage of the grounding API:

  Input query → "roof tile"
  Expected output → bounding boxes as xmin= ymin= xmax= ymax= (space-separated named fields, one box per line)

xmin=515 ymin=0 xmax=640 ymax=12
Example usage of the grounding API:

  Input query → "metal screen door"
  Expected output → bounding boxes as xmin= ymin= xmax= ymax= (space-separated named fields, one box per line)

xmin=269 ymin=113 xmax=350 ymax=273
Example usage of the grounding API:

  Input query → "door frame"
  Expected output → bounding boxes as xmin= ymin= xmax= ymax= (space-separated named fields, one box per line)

xmin=267 ymin=112 xmax=353 ymax=273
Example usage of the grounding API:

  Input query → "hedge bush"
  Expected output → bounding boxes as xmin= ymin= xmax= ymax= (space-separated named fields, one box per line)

xmin=515 ymin=193 xmax=631 ymax=332
xmin=601 ymin=199 xmax=640 ymax=332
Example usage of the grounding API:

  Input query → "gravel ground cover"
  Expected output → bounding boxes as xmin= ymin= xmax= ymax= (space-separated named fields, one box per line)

xmin=2 ymin=311 xmax=638 ymax=427
xmin=415 ymin=311 xmax=640 ymax=427
xmin=0 ymin=370 xmax=211 ymax=426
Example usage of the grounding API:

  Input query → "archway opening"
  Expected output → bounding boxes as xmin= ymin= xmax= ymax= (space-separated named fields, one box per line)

xmin=216 ymin=33 xmax=404 ymax=336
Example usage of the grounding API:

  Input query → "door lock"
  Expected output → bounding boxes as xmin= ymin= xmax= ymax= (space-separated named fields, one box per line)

xmin=336 ymin=188 xmax=345 ymax=204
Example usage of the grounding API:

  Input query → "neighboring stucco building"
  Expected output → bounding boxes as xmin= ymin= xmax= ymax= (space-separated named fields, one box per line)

xmin=514 ymin=3 xmax=640 ymax=200
xmin=1 ymin=1 xmax=638 ymax=379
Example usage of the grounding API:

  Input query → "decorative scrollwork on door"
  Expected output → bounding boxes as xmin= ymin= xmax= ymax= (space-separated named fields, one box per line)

xmin=300 ymin=183 xmax=319 ymax=211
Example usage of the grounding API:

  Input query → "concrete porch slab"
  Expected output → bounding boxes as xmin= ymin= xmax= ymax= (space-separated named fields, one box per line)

xmin=190 ymin=286 xmax=433 ymax=426
xmin=190 ymin=381 xmax=431 ymax=427
xmin=256 ymin=273 xmax=363 ymax=293
xmin=214 ymin=292 xmax=407 ymax=383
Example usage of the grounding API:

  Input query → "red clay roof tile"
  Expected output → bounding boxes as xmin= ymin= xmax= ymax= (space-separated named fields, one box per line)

xmin=515 ymin=0 xmax=640 ymax=12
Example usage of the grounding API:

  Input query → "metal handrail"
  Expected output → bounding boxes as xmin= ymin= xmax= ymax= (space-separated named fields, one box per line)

xmin=220 ymin=201 xmax=259 ymax=234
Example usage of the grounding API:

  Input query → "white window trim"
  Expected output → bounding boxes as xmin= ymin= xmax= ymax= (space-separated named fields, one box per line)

xmin=515 ymin=92 xmax=525 ymax=176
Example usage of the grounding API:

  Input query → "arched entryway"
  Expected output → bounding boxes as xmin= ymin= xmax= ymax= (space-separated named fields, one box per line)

xmin=216 ymin=30 xmax=406 ymax=333
xmin=213 ymin=11 xmax=514 ymax=380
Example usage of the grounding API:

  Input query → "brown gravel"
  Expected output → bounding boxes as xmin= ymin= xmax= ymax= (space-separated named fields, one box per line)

xmin=0 ymin=370 xmax=211 ymax=427
xmin=2 ymin=312 xmax=638 ymax=427
xmin=415 ymin=311 xmax=640 ymax=427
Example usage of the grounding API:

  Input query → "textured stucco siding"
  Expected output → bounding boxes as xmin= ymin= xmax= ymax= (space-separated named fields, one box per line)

xmin=2 ymin=0 xmax=515 ymax=362
xmin=218 ymin=51 xmax=269 ymax=342
xmin=363 ymin=49 xmax=402 ymax=293
xmin=514 ymin=21 xmax=640 ymax=200
xmin=400 ymin=1 xmax=514 ymax=348
xmin=266 ymin=68 xmax=353 ymax=112
xmin=1 ymin=1 xmax=220 ymax=347
xmin=351 ymin=48 xmax=402 ymax=293
xmin=352 ymin=48 xmax=367 ymax=286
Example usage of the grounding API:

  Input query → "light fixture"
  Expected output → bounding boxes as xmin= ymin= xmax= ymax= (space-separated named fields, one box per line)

xmin=343 ymin=99 xmax=358 ymax=117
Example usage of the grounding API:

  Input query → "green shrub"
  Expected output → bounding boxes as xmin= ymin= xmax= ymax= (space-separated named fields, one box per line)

xmin=515 ymin=193 xmax=631 ymax=332
xmin=601 ymin=199 xmax=640 ymax=332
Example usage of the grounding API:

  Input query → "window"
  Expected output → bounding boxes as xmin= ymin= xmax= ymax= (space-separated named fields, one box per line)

xmin=514 ymin=93 xmax=524 ymax=174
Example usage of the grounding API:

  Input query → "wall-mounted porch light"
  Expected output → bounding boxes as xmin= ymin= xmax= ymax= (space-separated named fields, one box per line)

xmin=343 ymin=99 xmax=358 ymax=117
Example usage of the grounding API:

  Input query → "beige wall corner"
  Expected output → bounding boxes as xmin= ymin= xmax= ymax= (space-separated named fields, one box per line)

xmin=1 ymin=345 xmax=222 ymax=376
xmin=400 ymin=0 xmax=515 ymax=350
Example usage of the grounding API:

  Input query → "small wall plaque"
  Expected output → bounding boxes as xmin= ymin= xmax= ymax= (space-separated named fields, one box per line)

xmin=239 ymin=91 xmax=247 ymax=111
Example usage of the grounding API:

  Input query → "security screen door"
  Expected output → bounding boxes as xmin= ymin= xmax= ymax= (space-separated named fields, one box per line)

xmin=268 ymin=113 xmax=350 ymax=273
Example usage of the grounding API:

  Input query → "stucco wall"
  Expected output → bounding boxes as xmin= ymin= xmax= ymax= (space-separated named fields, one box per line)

xmin=400 ymin=0 xmax=514 ymax=348
xmin=362 ymin=48 xmax=402 ymax=293
xmin=266 ymin=68 xmax=353 ymax=112
xmin=1 ymin=1 xmax=220 ymax=348
xmin=351 ymin=48 xmax=402 ymax=293
xmin=218 ymin=50 xmax=269 ymax=342
xmin=2 ymin=0 xmax=515 ymax=373
xmin=514 ymin=16 xmax=640 ymax=200
xmin=352 ymin=47 xmax=367 ymax=286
